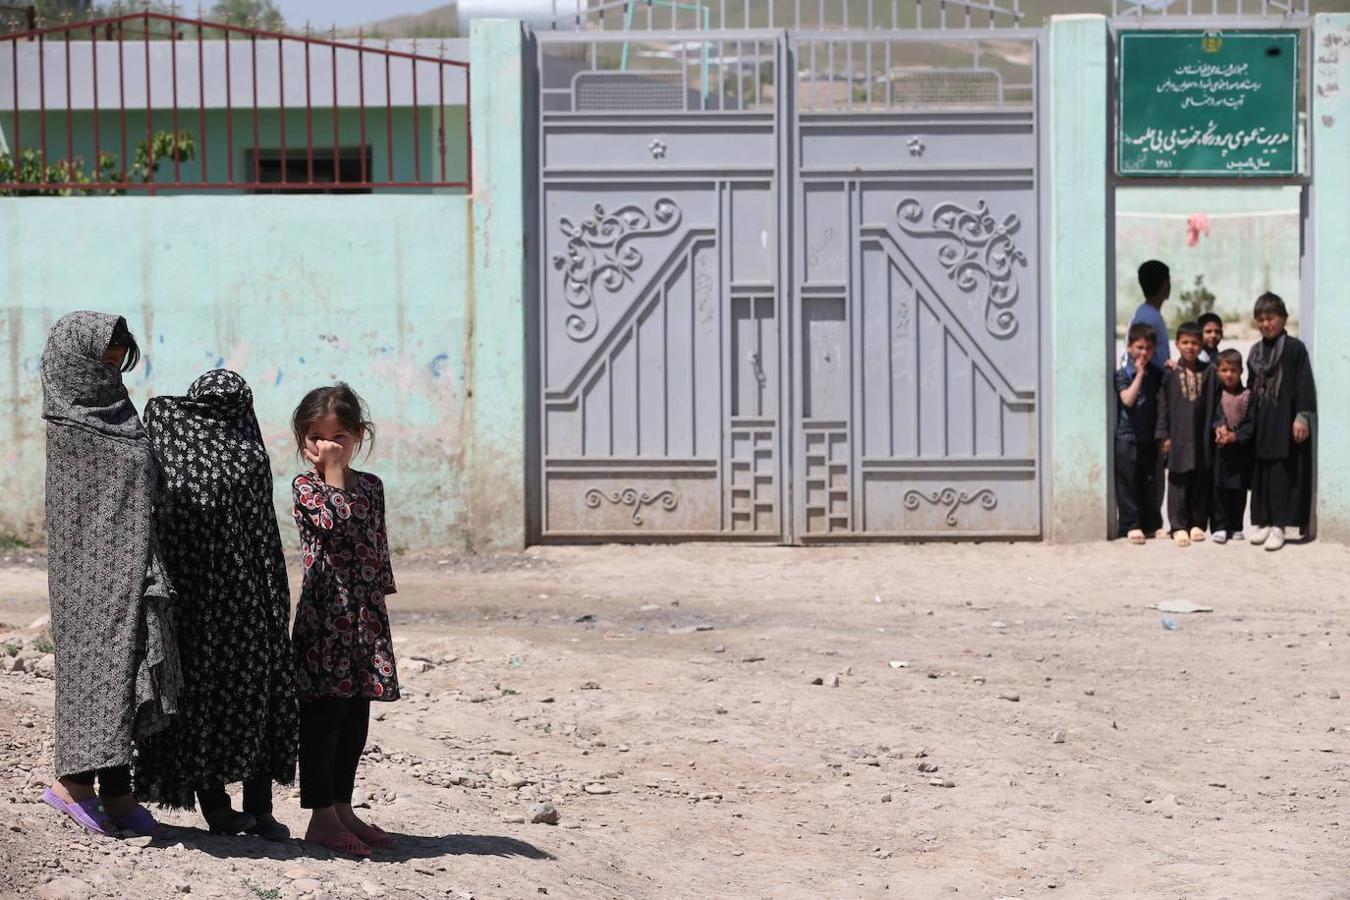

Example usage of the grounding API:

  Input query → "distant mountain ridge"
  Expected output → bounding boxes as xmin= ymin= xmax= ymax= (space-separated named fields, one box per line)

xmin=350 ymin=0 xmax=1350 ymax=37
xmin=350 ymin=2 xmax=458 ymax=38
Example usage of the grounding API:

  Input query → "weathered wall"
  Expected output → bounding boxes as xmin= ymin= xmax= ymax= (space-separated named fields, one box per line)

xmin=1313 ymin=13 xmax=1350 ymax=542
xmin=1115 ymin=186 xmax=1302 ymax=328
xmin=1047 ymin=15 xmax=1110 ymax=542
xmin=0 ymin=193 xmax=474 ymax=549
xmin=0 ymin=21 xmax=529 ymax=552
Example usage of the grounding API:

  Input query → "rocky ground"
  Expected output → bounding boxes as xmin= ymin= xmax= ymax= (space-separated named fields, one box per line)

xmin=1 ymin=539 xmax=1349 ymax=899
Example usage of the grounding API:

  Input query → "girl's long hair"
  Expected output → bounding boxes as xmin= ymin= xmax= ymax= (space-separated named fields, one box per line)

xmin=291 ymin=382 xmax=376 ymax=459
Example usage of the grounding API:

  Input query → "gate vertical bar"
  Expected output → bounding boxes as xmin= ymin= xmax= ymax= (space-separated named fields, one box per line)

xmin=782 ymin=29 xmax=799 ymax=542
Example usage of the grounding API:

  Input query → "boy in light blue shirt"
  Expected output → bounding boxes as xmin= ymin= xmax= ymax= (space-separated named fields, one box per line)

xmin=1129 ymin=260 xmax=1171 ymax=369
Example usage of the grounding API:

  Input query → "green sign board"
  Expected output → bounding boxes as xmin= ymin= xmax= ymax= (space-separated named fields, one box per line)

xmin=1117 ymin=30 xmax=1299 ymax=177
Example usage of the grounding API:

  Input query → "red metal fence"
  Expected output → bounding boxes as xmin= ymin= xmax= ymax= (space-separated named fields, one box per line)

xmin=0 ymin=10 xmax=471 ymax=193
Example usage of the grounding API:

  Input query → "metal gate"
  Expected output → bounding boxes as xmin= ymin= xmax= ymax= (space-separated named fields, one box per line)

xmin=533 ymin=1 xmax=1041 ymax=542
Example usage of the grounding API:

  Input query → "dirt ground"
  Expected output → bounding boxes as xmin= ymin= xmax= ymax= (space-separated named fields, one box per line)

xmin=2 ymin=539 xmax=1349 ymax=900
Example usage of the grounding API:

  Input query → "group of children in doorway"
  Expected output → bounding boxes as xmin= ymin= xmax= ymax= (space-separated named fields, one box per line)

xmin=41 ymin=311 xmax=398 ymax=857
xmin=1114 ymin=260 xmax=1317 ymax=551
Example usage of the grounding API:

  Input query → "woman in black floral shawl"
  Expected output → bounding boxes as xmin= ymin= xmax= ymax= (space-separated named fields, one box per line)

xmin=134 ymin=370 xmax=299 ymax=840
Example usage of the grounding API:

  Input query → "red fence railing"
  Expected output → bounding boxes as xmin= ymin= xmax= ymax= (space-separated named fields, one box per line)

xmin=0 ymin=11 xmax=471 ymax=193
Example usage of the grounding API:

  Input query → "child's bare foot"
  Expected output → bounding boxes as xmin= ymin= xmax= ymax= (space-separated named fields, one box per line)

xmin=336 ymin=803 xmax=397 ymax=850
xmin=304 ymin=808 xmax=369 ymax=857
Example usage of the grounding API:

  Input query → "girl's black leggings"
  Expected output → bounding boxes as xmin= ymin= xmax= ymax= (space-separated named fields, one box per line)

xmin=66 ymin=766 xmax=131 ymax=796
xmin=299 ymin=698 xmax=370 ymax=809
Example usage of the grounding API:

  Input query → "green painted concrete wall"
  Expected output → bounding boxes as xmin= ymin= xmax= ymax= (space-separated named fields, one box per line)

xmin=7 ymin=105 xmax=468 ymax=188
xmin=1048 ymin=15 xmax=1110 ymax=542
xmin=1313 ymin=14 xmax=1350 ymax=541
xmin=467 ymin=19 xmax=527 ymax=549
xmin=0 ymin=194 xmax=473 ymax=549
xmin=0 ymin=23 xmax=525 ymax=552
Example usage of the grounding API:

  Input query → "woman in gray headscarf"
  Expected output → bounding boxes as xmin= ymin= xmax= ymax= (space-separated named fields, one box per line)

xmin=39 ymin=311 xmax=181 ymax=838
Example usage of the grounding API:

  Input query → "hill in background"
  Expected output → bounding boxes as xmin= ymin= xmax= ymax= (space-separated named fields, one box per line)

xmin=350 ymin=2 xmax=458 ymax=38
xmin=351 ymin=0 xmax=1350 ymax=38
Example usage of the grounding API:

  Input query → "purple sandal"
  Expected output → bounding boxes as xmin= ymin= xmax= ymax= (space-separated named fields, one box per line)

xmin=42 ymin=787 xmax=117 ymax=837
xmin=109 ymin=803 xmax=171 ymax=838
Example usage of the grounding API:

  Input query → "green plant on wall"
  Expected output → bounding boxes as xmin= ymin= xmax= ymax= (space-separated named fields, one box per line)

xmin=131 ymin=129 xmax=197 ymax=182
xmin=1173 ymin=274 xmax=1216 ymax=324
xmin=0 ymin=129 xmax=197 ymax=195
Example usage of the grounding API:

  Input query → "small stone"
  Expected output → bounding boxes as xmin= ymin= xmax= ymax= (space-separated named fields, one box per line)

xmin=529 ymin=801 xmax=560 ymax=825
xmin=580 ymin=681 xmax=601 ymax=691
xmin=997 ymin=692 xmax=1020 ymax=703
xmin=362 ymin=883 xmax=387 ymax=898
xmin=284 ymin=868 xmax=312 ymax=880
xmin=293 ymin=879 xmax=322 ymax=893
xmin=1331 ymin=689 xmax=1341 ymax=700
xmin=123 ymin=836 xmax=154 ymax=849
xmin=583 ymin=783 xmax=613 ymax=795
xmin=713 ymin=645 xmax=726 ymax=654
xmin=808 ymin=676 xmax=824 ymax=686
xmin=929 ymin=778 xmax=955 ymax=788
xmin=991 ymin=621 xmax=1008 ymax=629
xmin=350 ymin=790 xmax=369 ymax=809
xmin=917 ymin=761 xmax=939 ymax=773
xmin=1160 ymin=794 xmax=1179 ymax=818
xmin=372 ymin=710 xmax=386 ymax=722
xmin=2 ymin=656 xmax=24 ymax=674
xmin=492 ymin=769 xmax=530 ymax=788
xmin=826 ymin=674 xmax=841 ymax=688
xmin=1084 ymin=689 xmax=1096 ymax=696
xmin=741 ymin=655 xmax=766 ymax=663
xmin=33 ymin=654 xmax=56 ymax=679
xmin=469 ymin=691 xmax=494 ymax=703
xmin=36 ymin=878 xmax=94 ymax=900
xmin=1051 ymin=730 xmax=1067 ymax=744
xmin=502 ymin=814 xmax=526 ymax=824
xmin=880 ymin=793 xmax=892 ymax=803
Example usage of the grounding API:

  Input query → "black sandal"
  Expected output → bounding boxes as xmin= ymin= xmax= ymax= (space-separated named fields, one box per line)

xmin=203 ymin=808 xmax=256 ymax=835
xmin=244 ymin=813 xmax=291 ymax=842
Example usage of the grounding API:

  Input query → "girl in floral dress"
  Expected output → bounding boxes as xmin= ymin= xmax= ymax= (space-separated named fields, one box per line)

xmin=289 ymin=384 xmax=400 ymax=857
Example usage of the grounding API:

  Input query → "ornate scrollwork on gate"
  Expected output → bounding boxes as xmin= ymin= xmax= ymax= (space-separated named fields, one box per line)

xmin=552 ymin=197 xmax=683 ymax=342
xmin=585 ymin=487 xmax=679 ymax=525
xmin=903 ymin=487 xmax=998 ymax=527
xmin=895 ymin=198 xmax=1027 ymax=339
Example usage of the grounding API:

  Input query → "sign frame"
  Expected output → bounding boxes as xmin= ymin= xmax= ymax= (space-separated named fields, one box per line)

xmin=1116 ymin=29 xmax=1301 ymax=178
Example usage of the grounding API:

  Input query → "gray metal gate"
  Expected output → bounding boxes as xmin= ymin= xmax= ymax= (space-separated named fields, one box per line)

xmin=533 ymin=1 xmax=1041 ymax=542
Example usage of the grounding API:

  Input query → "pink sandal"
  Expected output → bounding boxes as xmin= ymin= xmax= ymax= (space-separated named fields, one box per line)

xmin=42 ymin=787 xmax=117 ymax=837
xmin=304 ymin=828 xmax=371 ymax=857
xmin=351 ymin=822 xmax=398 ymax=850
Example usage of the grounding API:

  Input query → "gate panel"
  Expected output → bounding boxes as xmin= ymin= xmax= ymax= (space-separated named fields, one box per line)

xmin=536 ymin=33 xmax=783 ymax=540
xmin=532 ymin=24 xmax=1041 ymax=543
xmin=791 ymin=32 xmax=1042 ymax=540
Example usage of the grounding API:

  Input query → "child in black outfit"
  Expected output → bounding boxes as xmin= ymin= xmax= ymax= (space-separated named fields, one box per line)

xmin=1198 ymin=312 xmax=1224 ymax=368
xmin=1114 ymin=323 xmax=1165 ymax=544
xmin=1210 ymin=349 xmax=1255 ymax=544
xmin=1156 ymin=321 xmax=1213 ymax=547
xmin=1246 ymin=292 xmax=1317 ymax=552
